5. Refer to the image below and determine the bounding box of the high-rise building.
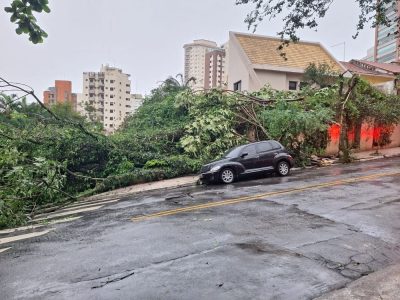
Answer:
[43,80,77,111]
[78,65,141,133]
[204,44,228,89]
[131,94,144,113]
[184,39,222,90]
[374,1,400,63]
[363,47,375,62]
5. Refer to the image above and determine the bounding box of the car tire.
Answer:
[220,168,235,184]
[276,160,290,176]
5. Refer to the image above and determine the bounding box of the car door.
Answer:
[238,144,259,171]
[255,142,276,169]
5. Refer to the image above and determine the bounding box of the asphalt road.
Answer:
[1,157,400,300]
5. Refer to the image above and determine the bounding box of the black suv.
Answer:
[199,140,294,184]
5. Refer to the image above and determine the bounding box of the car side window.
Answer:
[256,142,273,153]
[270,141,282,150]
[241,145,257,157]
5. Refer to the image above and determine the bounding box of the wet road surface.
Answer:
[1,157,400,299]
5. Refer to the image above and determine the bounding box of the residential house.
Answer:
[341,59,400,95]
[227,32,345,92]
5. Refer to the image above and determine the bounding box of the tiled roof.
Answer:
[341,61,395,78]
[357,60,400,74]
[234,33,344,72]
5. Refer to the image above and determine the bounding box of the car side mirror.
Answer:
[241,152,248,158]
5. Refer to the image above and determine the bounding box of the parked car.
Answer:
[199,140,294,184]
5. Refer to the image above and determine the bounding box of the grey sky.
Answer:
[0,0,374,97]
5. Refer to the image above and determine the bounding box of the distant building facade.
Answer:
[184,39,226,90]
[374,1,400,63]
[130,94,144,113]
[43,80,77,111]
[78,65,142,133]
[363,47,375,62]
[204,45,228,89]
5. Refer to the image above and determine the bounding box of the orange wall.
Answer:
[43,90,51,106]
[55,80,72,104]
[325,123,400,155]
[43,80,77,111]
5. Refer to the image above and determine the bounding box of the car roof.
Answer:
[245,140,281,146]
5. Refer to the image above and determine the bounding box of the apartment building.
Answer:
[184,39,224,90]
[131,94,144,113]
[204,45,228,89]
[374,1,400,62]
[79,65,140,133]
[43,80,77,111]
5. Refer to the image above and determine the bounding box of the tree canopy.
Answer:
[4,0,50,44]
[5,0,397,44]
[235,0,397,42]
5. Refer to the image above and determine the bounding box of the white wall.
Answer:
[227,38,251,91]
[255,69,304,91]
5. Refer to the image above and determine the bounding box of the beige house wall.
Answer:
[386,124,400,148]
[254,70,304,90]
[228,37,251,91]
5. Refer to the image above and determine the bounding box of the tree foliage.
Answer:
[1,72,400,229]
[4,0,50,44]
[303,63,340,88]
[236,0,396,42]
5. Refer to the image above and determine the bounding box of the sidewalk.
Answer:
[353,146,400,161]
[317,264,400,300]
[85,175,199,202]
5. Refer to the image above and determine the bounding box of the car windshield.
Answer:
[223,146,244,158]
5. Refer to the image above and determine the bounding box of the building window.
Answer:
[110,80,115,83]
[233,80,242,92]
[110,109,114,113]
[289,81,298,91]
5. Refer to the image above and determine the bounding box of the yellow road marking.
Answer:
[0,247,11,254]
[0,230,53,245]
[132,172,400,222]
[33,205,104,222]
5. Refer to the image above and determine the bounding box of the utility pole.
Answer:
[331,42,346,61]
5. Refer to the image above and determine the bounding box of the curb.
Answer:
[85,154,400,201]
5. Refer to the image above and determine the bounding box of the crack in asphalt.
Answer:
[91,271,136,289]
[72,245,225,288]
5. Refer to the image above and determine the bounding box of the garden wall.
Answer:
[325,123,400,156]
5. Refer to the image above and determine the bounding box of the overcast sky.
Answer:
[0,0,375,97]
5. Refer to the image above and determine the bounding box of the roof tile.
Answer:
[235,33,343,72]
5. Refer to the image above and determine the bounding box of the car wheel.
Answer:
[220,168,235,184]
[277,161,290,176]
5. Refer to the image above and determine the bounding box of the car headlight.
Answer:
[210,165,221,172]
